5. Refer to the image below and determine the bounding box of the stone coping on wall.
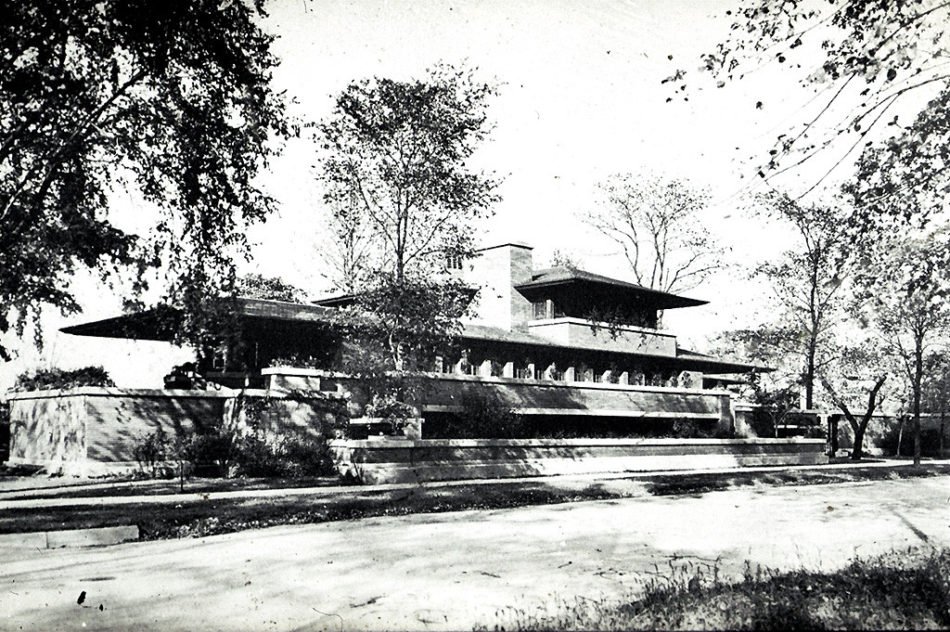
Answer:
[262,367,732,397]
[421,405,721,419]
[330,437,827,449]
[5,387,345,401]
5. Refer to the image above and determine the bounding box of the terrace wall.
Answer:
[6,388,344,476]
[264,368,735,432]
[330,437,829,484]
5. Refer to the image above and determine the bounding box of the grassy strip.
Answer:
[0,482,617,540]
[4,475,349,499]
[644,462,950,496]
[490,548,950,631]
[1,464,948,541]
[10,461,950,502]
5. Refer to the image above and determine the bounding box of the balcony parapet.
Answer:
[526,316,677,357]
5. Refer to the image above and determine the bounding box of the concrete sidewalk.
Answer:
[0,475,947,631]
[0,457,946,510]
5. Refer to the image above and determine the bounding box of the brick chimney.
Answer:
[463,243,534,331]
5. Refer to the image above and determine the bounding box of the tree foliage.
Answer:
[855,228,950,464]
[236,274,305,303]
[317,64,500,284]
[14,365,114,391]
[755,191,850,408]
[586,173,722,295]
[680,0,950,216]
[747,372,799,438]
[548,249,581,270]
[335,275,474,373]
[315,65,500,376]
[0,0,288,359]
[316,192,375,294]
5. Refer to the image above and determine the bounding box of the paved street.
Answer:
[1,476,948,631]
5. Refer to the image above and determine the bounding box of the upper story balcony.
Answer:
[526,316,677,357]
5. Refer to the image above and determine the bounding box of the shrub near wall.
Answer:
[438,391,527,439]
[876,425,945,458]
[15,366,114,391]
[206,391,348,478]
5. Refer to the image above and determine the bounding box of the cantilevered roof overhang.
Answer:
[60,298,337,341]
[514,268,708,310]
[61,297,767,374]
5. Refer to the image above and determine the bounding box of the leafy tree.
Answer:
[316,64,500,285]
[236,274,305,303]
[707,324,804,392]
[443,389,525,439]
[755,192,850,408]
[819,342,888,461]
[678,0,950,207]
[0,0,288,360]
[336,275,473,374]
[316,65,500,375]
[586,173,722,297]
[856,229,950,465]
[846,88,950,235]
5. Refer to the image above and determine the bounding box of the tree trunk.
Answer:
[850,424,865,461]
[913,337,924,466]
[805,341,816,410]
[913,408,921,465]
[822,375,885,463]
[828,417,839,456]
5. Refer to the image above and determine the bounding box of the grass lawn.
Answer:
[1,474,348,499]
[643,461,950,496]
[1,462,948,541]
[0,480,618,540]
[488,547,950,631]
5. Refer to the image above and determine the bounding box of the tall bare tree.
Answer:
[586,173,722,297]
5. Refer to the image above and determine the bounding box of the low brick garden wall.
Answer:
[330,437,829,484]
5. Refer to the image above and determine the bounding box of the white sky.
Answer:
[1,0,861,389]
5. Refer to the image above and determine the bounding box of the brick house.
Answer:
[62,243,762,435]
